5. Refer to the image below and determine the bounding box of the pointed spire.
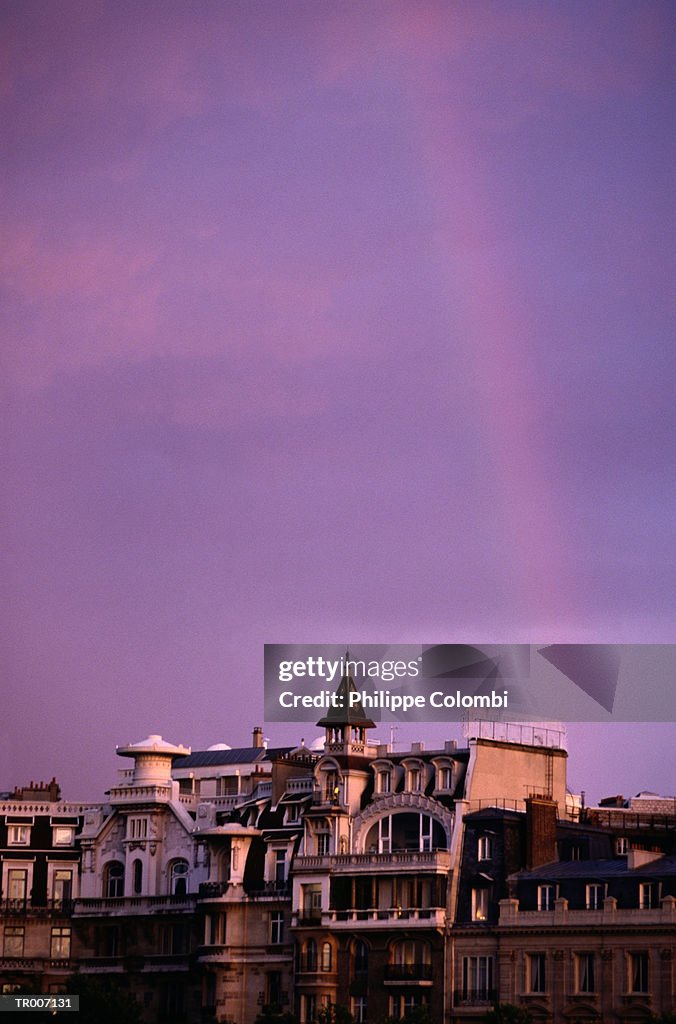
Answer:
[316,652,376,729]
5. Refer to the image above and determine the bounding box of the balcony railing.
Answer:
[73,895,196,916]
[0,899,74,917]
[293,850,451,873]
[385,963,433,982]
[199,881,230,899]
[309,907,446,928]
[247,881,291,899]
[0,957,71,972]
[453,989,497,1005]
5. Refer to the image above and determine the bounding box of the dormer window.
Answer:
[401,760,424,792]
[437,765,451,790]
[7,826,31,846]
[377,770,391,794]
[477,835,493,861]
[53,826,75,847]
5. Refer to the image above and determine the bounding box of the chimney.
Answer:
[526,796,558,869]
[252,727,264,749]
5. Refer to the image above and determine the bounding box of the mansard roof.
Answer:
[511,853,676,881]
[173,746,292,768]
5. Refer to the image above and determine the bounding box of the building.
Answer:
[1,674,674,1023]
[0,779,86,995]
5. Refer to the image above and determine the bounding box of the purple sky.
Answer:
[1,2,674,802]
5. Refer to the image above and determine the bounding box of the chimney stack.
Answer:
[526,796,558,869]
[252,726,264,749]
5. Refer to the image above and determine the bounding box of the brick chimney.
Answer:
[526,796,558,869]
[252,726,264,749]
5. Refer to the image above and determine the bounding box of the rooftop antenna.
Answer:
[389,724,399,750]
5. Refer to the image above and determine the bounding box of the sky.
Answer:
[1,1,674,802]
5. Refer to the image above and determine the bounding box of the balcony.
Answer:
[453,990,497,1006]
[0,899,74,917]
[293,850,451,874]
[0,957,71,972]
[199,881,230,900]
[73,895,196,917]
[384,963,433,983]
[312,907,446,929]
[498,895,676,927]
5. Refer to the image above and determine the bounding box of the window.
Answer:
[7,826,30,846]
[286,804,300,824]
[266,971,282,1008]
[354,940,368,975]
[101,927,119,957]
[302,885,322,920]
[477,835,493,861]
[537,884,555,911]
[170,860,189,895]
[270,911,284,944]
[304,939,317,971]
[205,912,226,945]
[576,952,595,993]
[50,926,71,960]
[616,837,629,855]
[321,941,332,972]
[377,770,391,794]
[104,861,124,898]
[379,815,391,854]
[472,887,489,921]
[132,859,143,895]
[3,926,24,958]
[316,832,330,856]
[389,993,427,1018]
[527,953,546,993]
[52,869,73,904]
[128,817,148,840]
[351,996,367,1023]
[586,883,603,910]
[303,993,317,1023]
[640,882,657,909]
[161,923,187,955]
[462,955,494,1001]
[629,952,649,993]
[6,869,28,902]
[324,771,339,803]
[408,767,422,792]
[437,765,452,790]
[204,972,216,1012]
[52,826,75,846]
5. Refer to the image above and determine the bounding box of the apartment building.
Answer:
[0,779,86,995]
[1,670,674,1022]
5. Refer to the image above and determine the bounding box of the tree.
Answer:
[254,1005,299,1024]
[377,1007,432,1024]
[482,1005,534,1024]
[317,1005,355,1024]
[67,976,143,1024]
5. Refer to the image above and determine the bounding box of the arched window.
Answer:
[305,938,317,972]
[321,941,332,972]
[354,940,368,975]
[132,859,143,895]
[104,861,124,898]
[170,860,189,895]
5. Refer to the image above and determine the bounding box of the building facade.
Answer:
[1,678,674,1022]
